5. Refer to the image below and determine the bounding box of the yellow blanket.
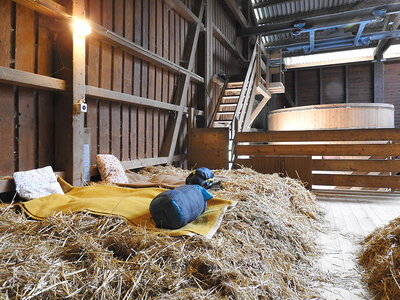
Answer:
[16,178,235,238]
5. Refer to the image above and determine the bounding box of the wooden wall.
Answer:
[268,61,400,128]
[85,0,199,165]
[0,1,55,176]
[0,0,246,181]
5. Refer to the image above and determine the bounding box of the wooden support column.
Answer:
[205,0,213,126]
[374,55,384,103]
[345,65,349,103]
[294,70,298,106]
[319,68,323,104]
[72,0,86,185]
[161,2,205,161]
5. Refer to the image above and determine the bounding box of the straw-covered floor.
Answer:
[0,166,325,299]
[359,217,400,300]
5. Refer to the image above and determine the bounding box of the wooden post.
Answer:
[160,2,205,161]
[374,55,384,103]
[72,0,86,185]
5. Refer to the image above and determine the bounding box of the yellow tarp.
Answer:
[16,177,235,238]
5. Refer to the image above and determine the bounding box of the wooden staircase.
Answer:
[211,80,285,128]
[210,36,285,130]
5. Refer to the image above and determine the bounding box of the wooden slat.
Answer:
[312,159,400,172]
[235,128,400,143]
[0,84,15,176]
[0,1,11,67]
[111,0,124,160]
[121,0,133,161]
[236,143,400,157]
[86,0,101,164]
[143,0,152,159]
[212,25,246,65]
[135,0,145,159]
[16,4,36,171]
[37,16,54,168]
[313,174,400,189]
[236,156,312,189]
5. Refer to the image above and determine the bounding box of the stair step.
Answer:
[226,81,244,88]
[216,111,235,115]
[224,88,241,96]
[222,95,239,100]
[219,102,237,107]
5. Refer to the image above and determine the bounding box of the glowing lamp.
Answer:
[73,19,91,37]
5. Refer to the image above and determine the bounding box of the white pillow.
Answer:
[13,166,65,200]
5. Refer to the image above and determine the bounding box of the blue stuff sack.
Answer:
[149,185,213,229]
[185,167,215,189]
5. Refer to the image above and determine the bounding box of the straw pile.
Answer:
[359,217,400,300]
[0,166,324,299]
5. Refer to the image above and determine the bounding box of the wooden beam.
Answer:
[312,159,400,172]
[86,85,204,115]
[13,0,68,17]
[235,128,400,143]
[120,155,187,170]
[247,84,271,126]
[161,2,205,161]
[313,174,400,189]
[0,66,66,91]
[236,143,400,157]
[71,0,85,186]
[223,0,248,28]
[86,85,180,111]
[213,25,247,66]
[163,0,203,25]
[91,23,203,83]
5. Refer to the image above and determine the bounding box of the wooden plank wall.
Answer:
[235,129,400,190]
[0,0,55,176]
[279,61,400,127]
[85,0,199,166]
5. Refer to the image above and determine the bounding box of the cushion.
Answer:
[13,166,65,200]
[96,154,128,184]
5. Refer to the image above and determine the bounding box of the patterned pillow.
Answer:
[13,166,65,200]
[96,154,128,184]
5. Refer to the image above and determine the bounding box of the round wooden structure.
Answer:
[268,103,394,130]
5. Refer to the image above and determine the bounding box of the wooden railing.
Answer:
[234,129,400,190]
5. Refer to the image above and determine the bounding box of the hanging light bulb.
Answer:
[72,18,91,37]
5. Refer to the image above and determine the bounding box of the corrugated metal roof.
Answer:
[254,0,360,23]
[249,0,397,57]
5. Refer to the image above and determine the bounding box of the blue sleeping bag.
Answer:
[149,185,213,229]
[185,167,214,189]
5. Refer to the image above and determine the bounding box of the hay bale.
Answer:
[0,166,324,299]
[359,217,400,300]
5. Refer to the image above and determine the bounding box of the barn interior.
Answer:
[1,0,400,299]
